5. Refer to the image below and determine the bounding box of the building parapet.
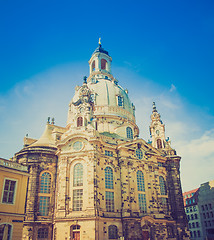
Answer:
[0,158,28,172]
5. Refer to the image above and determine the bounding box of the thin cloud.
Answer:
[170,83,176,92]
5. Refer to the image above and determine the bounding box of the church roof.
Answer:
[30,124,56,148]
[93,44,109,56]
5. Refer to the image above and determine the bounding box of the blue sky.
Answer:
[0,0,214,191]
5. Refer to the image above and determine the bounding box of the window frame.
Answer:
[137,171,145,192]
[136,149,143,160]
[101,58,107,70]
[40,172,51,194]
[159,176,167,195]
[0,223,13,240]
[38,227,49,239]
[92,60,96,72]
[117,95,124,107]
[77,117,83,127]
[108,225,118,239]
[73,189,83,211]
[105,167,114,189]
[126,127,133,139]
[38,171,52,216]
[1,178,18,205]
[72,162,84,211]
[106,191,114,212]
[73,163,83,187]
[138,193,147,213]
[157,139,162,149]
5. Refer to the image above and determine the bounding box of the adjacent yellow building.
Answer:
[0,158,29,240]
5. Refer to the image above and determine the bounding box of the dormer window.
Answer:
[101,59,107,70]
[117,96,124,107]
[77,117,83,127]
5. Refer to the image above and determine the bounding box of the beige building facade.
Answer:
[13,42,189,239]
[0,158,29,240]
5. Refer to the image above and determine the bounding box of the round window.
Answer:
[136,149,143,160]
[73,141,83,151]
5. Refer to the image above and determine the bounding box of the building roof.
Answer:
[93,43,109,56]
[30,123,56,148]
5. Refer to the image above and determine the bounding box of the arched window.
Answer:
[136,149,143,160]
[40,172,51,193]
[77,117,83,127]
[39,172,52,216]
[108,225,118,239]
[70,225,80,240]
[73,163,83,187]
[117,96,124,107]
[38,228,48,239]
[0,224,12,240]
[159,176,167,195]
[137,171,145,192]
[105,167,113,189]
[157,139,162,149]
[126,127,133,139]
[73,164,83,211]
[137,171,147,213]
[101,59,107,70]
[92,60,95,71]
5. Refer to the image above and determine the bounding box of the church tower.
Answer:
[13,41,189,240]
[150,102,167,150]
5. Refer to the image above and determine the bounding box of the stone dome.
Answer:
[71,77,135,122]
[89,78,135,120]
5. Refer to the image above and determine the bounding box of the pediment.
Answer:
[117,138,164,157]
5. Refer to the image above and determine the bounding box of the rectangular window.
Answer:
[138,193,147,213]
[197,231,201,237]
[39,196,50,216]
[73,189,83,211]
[160,197,168,213]
[38,228,48,239]
[2,179,17,204]
[105,150,113,157]
[106,191,114,212]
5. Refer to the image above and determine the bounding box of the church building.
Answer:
[13,41,189,240]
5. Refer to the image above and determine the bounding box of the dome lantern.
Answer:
[88,39,112,75]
